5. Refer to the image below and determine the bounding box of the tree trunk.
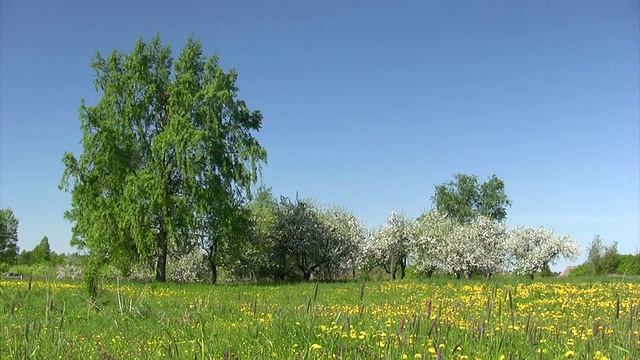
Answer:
[529,273,535,280]
[455,272,461,280]
[155,231,168,282]
[210,262,217,285]
[426,269,433,279]
[400,257,406,279]
[303,270,311,282]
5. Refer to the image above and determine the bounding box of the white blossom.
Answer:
[506,225,580,277]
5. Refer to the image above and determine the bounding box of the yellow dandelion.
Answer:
[565,351,575,358]
[310,344,322,350]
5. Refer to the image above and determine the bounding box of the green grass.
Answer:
[1,277,638,359]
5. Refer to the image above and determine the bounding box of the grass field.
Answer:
[1,277,639,359]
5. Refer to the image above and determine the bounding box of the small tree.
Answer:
[465,216,508,278]
[317,205,366,279]
[507,226,580,279]
[0,208,20,265]
[367,210,415,280]
[585,235,605,275]
[412,210,451,278]
[271,196,328,281]
[601,241,621,275]
[31,236,52,265]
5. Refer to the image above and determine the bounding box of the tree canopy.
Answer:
[0,208,20,265]
[31,236,52,264]
[60,35,267,282]
[432,174,511,223]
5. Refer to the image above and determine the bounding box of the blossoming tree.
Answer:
[507,226,581,279]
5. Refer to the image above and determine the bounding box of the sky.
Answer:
[1,1,638,271]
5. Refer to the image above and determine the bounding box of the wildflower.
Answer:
[414,354,422,359]
[310,344,322,350]
[565,351,575,358]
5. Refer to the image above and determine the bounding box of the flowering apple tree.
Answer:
[366,210,416,280]
[507,225,580,278]
[412,210,452,278]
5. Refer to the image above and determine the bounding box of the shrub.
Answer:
[569,265,588,277]
[616,254,640,275]
[9,264,56,279]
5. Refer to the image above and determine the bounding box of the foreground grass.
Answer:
[1,277,639,359]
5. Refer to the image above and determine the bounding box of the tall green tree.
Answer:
[31,236,52,264]
[431,174,511,223]
[60,35,267,282]
[0,208,20,265]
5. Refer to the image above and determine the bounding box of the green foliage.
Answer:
[601,241,621,274]
[584,236,627,275]
[585,235,604,275]
[82,256,103,300]
[30,236,52,265]
[0,207,20,265]
[616,254,640,275]
[60,35,266,286]
[8,264,57,279]
[16,250,30,265]
[568,264,588,277]
[431,174,511,223]
[538,263,554,277]
[244,192,364,282]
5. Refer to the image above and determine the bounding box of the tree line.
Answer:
[2,35,624,293]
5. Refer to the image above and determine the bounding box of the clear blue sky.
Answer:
[1,1,638,271]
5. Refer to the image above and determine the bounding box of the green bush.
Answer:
[569,264,588,277]
[616,254,640,275]
[9,264,56,279]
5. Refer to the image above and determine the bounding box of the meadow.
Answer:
[1,277,638,359]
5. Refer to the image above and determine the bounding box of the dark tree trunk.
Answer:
[210,262,217,285]
[392,264,397,280]
[426,269,433,279]
[455,272,461,280]
[400,257,406,279]
[155,231,168,282]
[303,270,311,282]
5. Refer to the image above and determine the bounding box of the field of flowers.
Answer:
[1,277,638,359]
